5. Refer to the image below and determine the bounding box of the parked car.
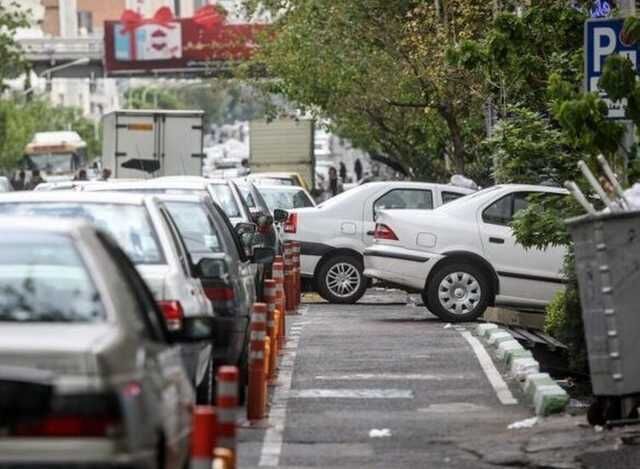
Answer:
[0,217,208,468]
[154,193,264,397]
[256,184,316,212]
[0,176,12,192]
[247,171,310,191]
[0,191,216,402]
[363,184,568,322]
[282,181,474,303]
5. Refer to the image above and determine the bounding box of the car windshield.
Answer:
[236,184,257,208]
[0,203,164,265]
[259,187,315,210]
[0,232,105,323]
[163,201,224,259]
[208,183,241,218]
[26,152,79,174]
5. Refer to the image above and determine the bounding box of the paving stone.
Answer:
[505,348,534,367]
[475,323,499,337]
[523,372,555,395]
[496,339,524,360]
[487,330,513,346]
[511,357,540,381]
[534,384,570,416]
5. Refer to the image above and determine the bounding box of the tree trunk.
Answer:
[439,101,465,175]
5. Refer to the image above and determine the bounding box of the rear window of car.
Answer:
[0,202,165,265]
[0,232,105,323]
[442,191,466,204]
[208,183,241,218]
[163,201,224,258]
[259,187,315,210]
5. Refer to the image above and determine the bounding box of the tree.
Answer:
[0,2,29,91]
[244,0,494,179]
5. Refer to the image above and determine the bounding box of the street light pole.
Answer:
[20,57,91,97]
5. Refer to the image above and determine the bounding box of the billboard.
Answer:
[104,6,264,76]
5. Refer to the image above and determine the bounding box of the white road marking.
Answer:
[288,389,414,399]
[258,327,302,466]
[314,373,468,381]
[459,330,518,405]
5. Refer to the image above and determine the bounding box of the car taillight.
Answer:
[12,392,122,438]
[204,286,235,302]
[158,300,184,331]
[284,212,297,233]
[374,224,398,241]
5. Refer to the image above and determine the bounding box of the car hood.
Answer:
[0,323,116,381]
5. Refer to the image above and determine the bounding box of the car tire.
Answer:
[424,262,490,322]
[196,357,214,405]
[316,255,368,304]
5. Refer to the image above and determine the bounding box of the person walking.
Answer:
[354,159,363,181]
[26,170,46,190]
[322,166,344,201]
[339,162,347,182]
[11,170,26,191]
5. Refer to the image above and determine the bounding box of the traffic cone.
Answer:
[248,303,267,420]
[216,366,238,468]
[190,406,216,469]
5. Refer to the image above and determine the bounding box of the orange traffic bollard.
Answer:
[292,241,301,307]
[284,243,296,314]
[265,336,271,378]
[191,406,216,469]
[272,260,286,341]
[264,279,279,375]
[216,366,238,468]
[213,448,234,469]
[248,303,267,420]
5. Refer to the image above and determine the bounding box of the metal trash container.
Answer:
[567,211,640,400]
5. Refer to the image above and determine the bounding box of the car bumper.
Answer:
[0,438,154,469]
[363,245,441,291]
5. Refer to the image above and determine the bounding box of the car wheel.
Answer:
[316,255,368,304]
[196,357,214,405]
[425,262,490,322]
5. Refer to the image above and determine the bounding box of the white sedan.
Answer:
[364,184,568,322]
[283,181,474,303]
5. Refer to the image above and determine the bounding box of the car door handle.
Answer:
[489,237,505,244]
[366,230,375,236]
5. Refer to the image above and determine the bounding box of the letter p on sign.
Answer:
[594,27,617,72]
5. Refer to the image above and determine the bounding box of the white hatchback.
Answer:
[282,181,474,303]
[364,184,568,322]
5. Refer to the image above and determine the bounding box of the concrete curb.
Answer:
[474,322,568,416]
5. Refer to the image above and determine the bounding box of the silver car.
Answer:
[0,191,215,403]
[0,217,209,468]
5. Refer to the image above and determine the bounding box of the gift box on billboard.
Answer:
[114,7,182,61]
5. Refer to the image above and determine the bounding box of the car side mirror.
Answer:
[195,257,226,280]
[169,316,216,343]
[253,246,275,265]
[273,208,289,223]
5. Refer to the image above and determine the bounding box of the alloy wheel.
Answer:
[437,271,481,315]
[325,262,361,298]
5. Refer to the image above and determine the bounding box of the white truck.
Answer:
[102,110,205,178]
[249,117,315,190]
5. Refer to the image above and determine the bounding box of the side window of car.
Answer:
[159,208,193,277]
[374,189,433,218]
[442,191,465,204]
[482,192,534,226]
[210,201,249,263]
[96,232,168,343]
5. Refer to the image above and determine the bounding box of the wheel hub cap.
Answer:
[326,262,361,298]
[438,272,481,316]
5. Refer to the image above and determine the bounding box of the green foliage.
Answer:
[0,2,29,90]
[599,55,636,101]
[0,99,100,171]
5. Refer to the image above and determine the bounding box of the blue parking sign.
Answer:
[585,18,640,119]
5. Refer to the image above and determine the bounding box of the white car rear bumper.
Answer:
[363,245,442,291]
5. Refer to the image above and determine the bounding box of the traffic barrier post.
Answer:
[248,303,267,420]
[191,406,216,469]
[293,241,301,307]
[216,366,238,468]
[272,259,286,341]
[213,448,234,469]
[283,243,295,314]
[264,279,279,375]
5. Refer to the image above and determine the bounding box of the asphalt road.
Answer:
[238,296,531,468]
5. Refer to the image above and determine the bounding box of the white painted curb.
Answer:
[474,323,568,416]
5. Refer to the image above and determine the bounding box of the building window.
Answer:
[77,11,93,35]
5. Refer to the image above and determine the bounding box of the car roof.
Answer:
[0,190,149,205]
[155,175,229,185]
[360,181,475,193]
[0,215,93,236]
[247,172,298,179]
[494,183,568,194]
[255,184,311,193]
[88,179,210,191]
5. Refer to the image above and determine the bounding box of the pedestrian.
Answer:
[354,159,363,181]
[100,168,112,181]
[10,170,26,191]
[26,169,46,190]
[73,169,88,181]
[339,162,347,182]
[323,166,343,200]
